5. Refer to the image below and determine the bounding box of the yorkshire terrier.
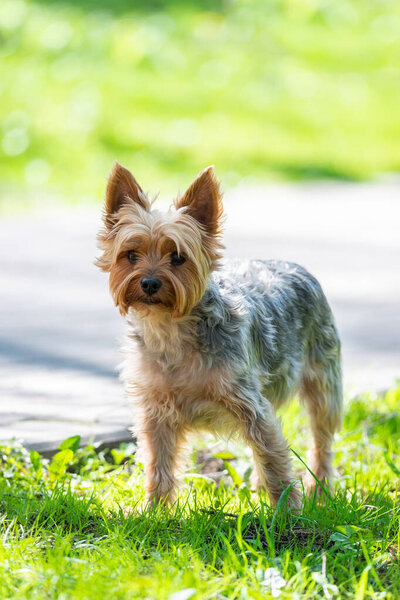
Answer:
[96,163,343,508]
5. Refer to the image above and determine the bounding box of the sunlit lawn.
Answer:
[1,387,399,599]
[1,0,400,209]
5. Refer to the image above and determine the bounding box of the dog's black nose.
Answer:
[140,277,162,296]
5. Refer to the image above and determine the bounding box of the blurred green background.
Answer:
[1,0,400,207]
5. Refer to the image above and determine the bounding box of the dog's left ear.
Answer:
[175,166,223,235]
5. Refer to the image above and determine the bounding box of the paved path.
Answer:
[0,181,399,452]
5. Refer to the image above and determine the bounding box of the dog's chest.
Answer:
[128,350,233,431]
[132,314,229,375]
[127,312,242,424]
[147,347,231,400]
[135,338,234,418]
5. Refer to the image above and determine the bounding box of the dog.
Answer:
[96,162,343,508]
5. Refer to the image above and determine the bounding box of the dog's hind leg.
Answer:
[300,341,343,495]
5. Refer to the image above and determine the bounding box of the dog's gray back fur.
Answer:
[194,259,341,407]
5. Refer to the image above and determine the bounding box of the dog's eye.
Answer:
[171,251,186,266]
[127,250,137,264]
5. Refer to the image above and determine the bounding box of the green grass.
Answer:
[1,387,400,599]
[1,0,400,208]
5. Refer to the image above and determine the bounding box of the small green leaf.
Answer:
[335,525,372,540]
[30,450,43,479]
[49,449,74,481]
[111,448,125,465]
[335,525,348,535]
[224,460,243,487]
[329,532,348,543]
[59,435,81,453]
[30,450,41,472]
[213,451,236,460]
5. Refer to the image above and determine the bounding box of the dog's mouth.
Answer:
[139,298,162,305]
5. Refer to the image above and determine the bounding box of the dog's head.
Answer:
[96,163,224,319]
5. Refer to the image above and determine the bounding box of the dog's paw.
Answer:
[303,471,332,500]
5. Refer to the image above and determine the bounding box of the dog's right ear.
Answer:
[103,162,148,228]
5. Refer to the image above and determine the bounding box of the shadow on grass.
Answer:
[1,481,399,596]
[0,483,395,556]
[0,485,324,550]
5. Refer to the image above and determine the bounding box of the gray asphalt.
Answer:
[0,181,399,451]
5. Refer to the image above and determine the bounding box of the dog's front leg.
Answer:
[136,412,185,506]
[230,392,301,509]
